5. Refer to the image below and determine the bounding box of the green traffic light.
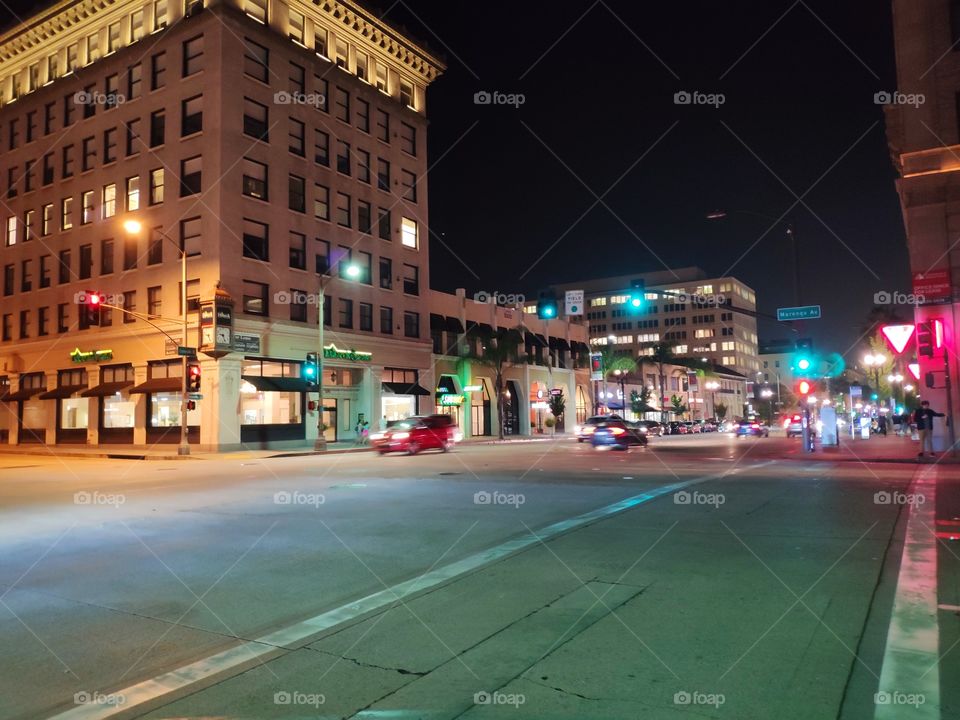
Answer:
[630,297,642,308]
[797,358,810,371]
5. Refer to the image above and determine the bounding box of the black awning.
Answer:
[525,332,546,348]
[382,381,431,396]
[81,381,135,397]
[5,387,44,401]
[39,385,87,400]
[429,313,445,331]
[445,316,464,333]
[436,375,458,394]
[129,377,183,394]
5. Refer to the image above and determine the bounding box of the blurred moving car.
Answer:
[590,419,648,449]
[783,414,803,438]
[635,420,663,436]
[373,415,461,454]
[576,415,620,442]
[684,422,702,434]
[666,421,688,435]
[735,419,770,438]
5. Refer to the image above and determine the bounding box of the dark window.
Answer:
[150,51,166,90]
[150,110,165,147]
[127,63,142,99]
[289,62,305,94]
[3,265,13,296]
[359,302,373,331]
[123,290,136,323]
[356,98,370,133]
[336,140,351,174]
[242,218,268,261]
[377,158,390,191]
[243,98,269,140]
[242,158,268,200]
[338,298,353,328]
[243,39,269,82]
[181,94,203,136]
[335,86,350,122]
[82,136,97,171]
[2,314,10,341]
[404,311,419,338]
[403,263,419,295]
[288,118,305,156]
[289,231,306,269]
[39,255,50,288]
[38,307,48,336]
[242,280,268,315]
[58,304,69,333]
[290,289,308,322]
[19,310,29,339]
[78,245,92,280]
[316,239,330,274]
[375,109,389,142]
[103,127,118,163]
[101,239,114,275]
[123,236,137,270]
[400,121,416,155]
[179,155,202,196]
[82,85,95,118]
[183,35,204,76]
[126,118,141,155]
[148,227,163,265]
[379,257,392,289]
[58,249,71,284]
[336,192,351,227]
[357,148,371,183]
[358,201,372,234]
[288,174,305,212]
[378,207,391,240]
[314,130,329,165]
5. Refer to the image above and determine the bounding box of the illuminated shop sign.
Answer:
[70,348,114,363]
[323,344,372,362]
[438,393,464,406]
[463,384,483,392]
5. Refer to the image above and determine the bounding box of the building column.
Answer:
[133,363,148,445]
[8,373,21,445]
[420,364,437,418]
[520,364,531,435]
[43,372,57,445]
[201,355,241,452]
[87,366,101,446]
[369,366,383,430]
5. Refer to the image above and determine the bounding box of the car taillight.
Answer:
[610,427,625,435]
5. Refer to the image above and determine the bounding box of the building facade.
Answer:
[0,0,446,450]
[885,0,960,452]
[551,267,760,376]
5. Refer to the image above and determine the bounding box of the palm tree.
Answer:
[599,349,636,416]
[645,342,676,424]
[469,329,523,440]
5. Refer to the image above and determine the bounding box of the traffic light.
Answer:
[917,321,934,357]
[304,352,318,390]
[536,292,558,320]
[83,290,102,326]
[796,379,812,397]
[628,278,645,311]
[187,364,201,392]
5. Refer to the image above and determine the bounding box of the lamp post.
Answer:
[123,219,190,456]
[705,380,720,419]
[614,368,627,419]
[315,261,360,450]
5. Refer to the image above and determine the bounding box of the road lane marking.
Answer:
[46,462,774,720]
[937,604,960,613]
[874,465,940,720]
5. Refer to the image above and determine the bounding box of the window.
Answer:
[336,192,351,227]
[24,210,35,241]
[289,9,305,44]
[334,86,350,122]
[24,160,35,192]
[400,122,416,156]
[242,218,268,261]
[314,75,329,112]
[336,140,351,174]
[150,52,166,90]
[82,136,97,171]
[47,56,59,85]
[181,94,203,136]
[38,307,48,336]
[2,314,10,341]
[358,200,372,234]
[314,26,328,58]
[148,227,163,264]
[401,170,417,202]
[289,62,305,94]
[101,239,114,275]
[316,239,330,274]
[401,217,418,248]
[379,257,392,289]
[243,98,268,140]
[339,298,353,328]
[7,168,16,198]
[56,304,68,333]
[314,130,329,165]
[243,39,269,82]
[86,32,100,64]
[403,263,419,295]
[102,183,116,218]
[126,176,140,211]
[58,249,71,284]
[148,286,162,317]
[359,302,373,331]
[400,78,415,109]
[19,311,29,339]
[44,101,55,135]
[126,118,141,155]
[337,244,352,276]
[183,35,204,76]
[378,207,391,240]
[3,265,12,295]
[335,37,348,68]
[149,168,164,204]
[181,216,202,256]
[154,0,168,29]
[244,0,267,23]
[243,280,268,315]
[288,174,305,212]
[404,311,419,338]
[42,204,53,235]
[26,111,37,142]
[5,217,16,246]
[179,155,202,196]
[130,10,144,41]
[242,158,268,200]
[63,92,76,126]
[289,231,306,270]
[375,109,389,142]
[377,158,390,191]
[150,109,165,147]
[21,259,32,291]
[78,245,92,280]
[376,63,388,93]
[61,197,74,230]
[127,63,142,101]
[288,118,305,155]
[105,74,120,109]
[314,184,329,220]
[357,149,371,183]
[123,290,136,323]
[124,235,138,270]
[103,127,118,163]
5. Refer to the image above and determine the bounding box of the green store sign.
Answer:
[438,393,464,406]
[323,343,372,362]
[70,348,114,364]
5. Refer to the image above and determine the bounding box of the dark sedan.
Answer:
[590,419,648,449]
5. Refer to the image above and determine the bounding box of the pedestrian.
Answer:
[914,400,945,459]
[877,414,887,436]
[361,421,370,445]
[355,418,363,446]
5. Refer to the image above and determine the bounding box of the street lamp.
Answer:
[705,380,720,418]
[123,218,191,456]
[862,353,886,401]
[314,260,360,450]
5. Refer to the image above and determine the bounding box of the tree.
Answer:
[714,402,728,421]
[670,394,688,417]
[598,349,635,415]
[548,391,566,429]
[470,330,523,440]
[630,386,656,416]
[646,342,675,424]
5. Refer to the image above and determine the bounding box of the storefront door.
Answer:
[322,401,337,442]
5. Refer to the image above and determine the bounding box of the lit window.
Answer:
[356,51,368,81]
[244,0,267,23]
[335,37,348,68]
[5,217,16,246]
[289,10,305,44]
[102,184,116,218]
[400,217,418,249]
[126,176,140,211]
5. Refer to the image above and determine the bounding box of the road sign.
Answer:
[188,393,203,400]
[177,346,197,357]
[777,305,821,321]
[565,289,584,316]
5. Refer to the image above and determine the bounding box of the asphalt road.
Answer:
[0,434,952,719]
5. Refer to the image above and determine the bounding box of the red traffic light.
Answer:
[797,379,812,396]
[87,292,102,305]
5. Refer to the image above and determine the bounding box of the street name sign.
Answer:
[777,305,821,321]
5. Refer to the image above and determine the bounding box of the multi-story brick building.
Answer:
[0,0,445,450]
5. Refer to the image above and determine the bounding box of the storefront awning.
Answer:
[5,387,44,401]
[436,375,458,394]
[549,337,570,351]
[429,313,445,331]
[525,332,546,348]
[39,385,87,400]
[129,377,183,394]
[241,375,309,392]
[382,381,431,396]
[444,316,464,333]
[80,381,135,397]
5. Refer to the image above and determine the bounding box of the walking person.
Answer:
[914,400,945,459]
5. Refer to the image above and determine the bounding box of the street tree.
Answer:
[470,329,523,440]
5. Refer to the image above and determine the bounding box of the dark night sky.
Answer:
[5,0,909,354]
[379,0,909,354]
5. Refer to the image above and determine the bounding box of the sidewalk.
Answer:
[808,433,960,464]
[0,433,558,462]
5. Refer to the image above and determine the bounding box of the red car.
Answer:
[373,415,462,455]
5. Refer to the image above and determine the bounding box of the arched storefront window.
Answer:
[576,386,588,423]
[529,381,549,433]
[470,379,491,436]
[434,374,464,427]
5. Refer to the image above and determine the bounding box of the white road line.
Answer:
[875,465,940,719]
[937,604,960,613]
[46,462,774,719]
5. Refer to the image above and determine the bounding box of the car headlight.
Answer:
[453,431,463,442]
[392,431,410,439]
[370,432,386,441]
[639,426,648,433]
